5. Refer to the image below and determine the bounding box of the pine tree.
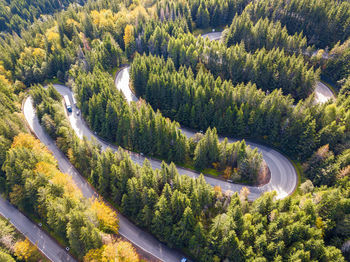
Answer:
[174,207,196,247]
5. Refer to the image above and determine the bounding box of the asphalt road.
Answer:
[0,197,75,262]
[201,31,223,41]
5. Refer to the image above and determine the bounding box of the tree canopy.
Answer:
[0,0,348,260]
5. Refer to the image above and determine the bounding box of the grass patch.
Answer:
[295,162,305,183]
[289,159,305,197]
[109,67,119,78]
[179,162,195,170]
[152,158,222,178]
[128,77,136,96]
[202,168,221,177]
[44,77,63,85]
[192,28,209,36]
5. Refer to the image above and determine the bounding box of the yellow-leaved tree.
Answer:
[114,241,139,261]
[123,24,134,48]
[11,133,56,166]
[91,199,119,234]
[14,239,41,262]
[83,240,139,262]
[0,62,11,84]
[90,9,117,31]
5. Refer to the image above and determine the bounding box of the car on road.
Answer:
[63,95,72,113]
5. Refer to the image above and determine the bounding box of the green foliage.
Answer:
[31,86,348,260]
[134,19,190,57]
[0,78,25,192]
[224,12,307,54]
[87,34,123,71]
[31,84,73,154]
[0,0,84,33]
[131,54,348,160]
[0,251,15,262]
[244,0,350,48]
[0,0,349,261]
[303,145,336,186]
[73,142,348,261]
[0,0,125,86]
[32,66,262,181]
[71,66,188,163]
[189,0,249,28]
[323,39,350,86]
[135,29,318,100]
[195,4,210,29]
[66,211,102,255]
[155,0,249,29]
[193,128,219,169]
[192,128,262,182]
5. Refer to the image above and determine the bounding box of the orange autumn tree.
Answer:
[91,199,119,234]
[83,240,139,262]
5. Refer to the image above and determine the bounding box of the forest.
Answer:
[28,83,350,261]
[0,0,84,33]
[0,0,349,260]
[3,133,122,259]
[242,0,350,49]
[223,12,308,53]
[143,30,318,100]
[34,82,263,183]
[131,53,349,161]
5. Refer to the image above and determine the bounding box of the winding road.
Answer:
[0,29,334,262]
[8,30,320,262]
[48,83,298,200]
[19,71,299,261]
[115,68,297,200]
